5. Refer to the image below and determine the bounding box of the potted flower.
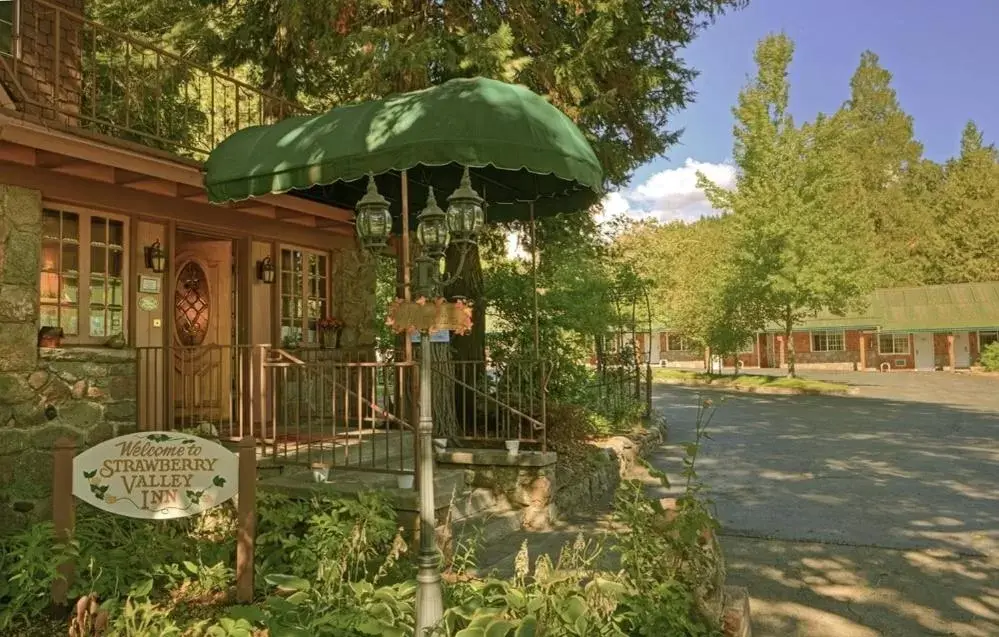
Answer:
[318,316,344,349]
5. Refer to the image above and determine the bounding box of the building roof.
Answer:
[775,281,999,333]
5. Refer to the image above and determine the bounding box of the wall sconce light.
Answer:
[257,256,276,284]
[144,239,166,274]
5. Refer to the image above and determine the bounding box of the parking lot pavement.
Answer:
[650,374,999,636]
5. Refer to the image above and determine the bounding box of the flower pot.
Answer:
[397,474,415,489]
[311,463,329,483]
[433,438,448,453]
[505,440,520,456]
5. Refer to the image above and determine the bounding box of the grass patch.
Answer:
[653,368,850,394]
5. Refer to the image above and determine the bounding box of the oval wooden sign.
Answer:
[72,431,239,520]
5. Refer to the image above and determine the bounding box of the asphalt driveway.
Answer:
[650,372,999,637]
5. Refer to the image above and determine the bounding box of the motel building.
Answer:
[635,282,999,372]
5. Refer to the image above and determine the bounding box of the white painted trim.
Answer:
[809,329,846,352]
[877,332,911,355]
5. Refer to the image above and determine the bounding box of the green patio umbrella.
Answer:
[202,77,603,224]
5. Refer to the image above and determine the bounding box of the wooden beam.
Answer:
[0,115,354,226]
[36,150,73,168]
[0,142,36,165]
[0,162,354,248]
[52,162,116,183]
[125,179,180,197]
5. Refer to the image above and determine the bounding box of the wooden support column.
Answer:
[947,333,956,370]
[859,332,867,370]
[236,437,257,603]
[51,438,76,610]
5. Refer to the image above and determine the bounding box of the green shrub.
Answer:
[981,342,999,371]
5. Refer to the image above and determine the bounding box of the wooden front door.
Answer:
[173,237,234,426]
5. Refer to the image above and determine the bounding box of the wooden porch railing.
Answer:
[0,0,307,158]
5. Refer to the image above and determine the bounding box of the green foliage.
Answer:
[0,493,406,634]
[980,342,999,371]
[437,404,722,637]
[0,522,78,631]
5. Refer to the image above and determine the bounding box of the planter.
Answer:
[38,327,64,348]
[397,474,415,489]
[320,329,342,349]
[433,438,448,453]
[311,463,329,483]
[505,440,520,456]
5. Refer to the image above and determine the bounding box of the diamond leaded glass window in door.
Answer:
[175,261,211,346]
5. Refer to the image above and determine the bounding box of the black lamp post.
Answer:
[352,168,484,634]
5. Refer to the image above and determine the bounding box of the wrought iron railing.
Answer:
[0,0,306,158]
[136,344,419,476]
[439,359,547,449]
[264,352,418,475]
[135,344,270,438]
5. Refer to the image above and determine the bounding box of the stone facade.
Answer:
[0,185,138,533]
[329,249,377,351]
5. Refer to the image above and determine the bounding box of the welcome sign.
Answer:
[73,432,239,519]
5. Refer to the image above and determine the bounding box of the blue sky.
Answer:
[607,0,999,223]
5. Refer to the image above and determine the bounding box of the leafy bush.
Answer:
[981,342,999,371]
[0,492,406,634]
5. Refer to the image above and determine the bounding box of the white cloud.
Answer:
[598,158,736,226]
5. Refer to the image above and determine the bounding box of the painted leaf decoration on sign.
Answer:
[212,475,226,488]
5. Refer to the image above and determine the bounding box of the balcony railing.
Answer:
[1,0,307,158]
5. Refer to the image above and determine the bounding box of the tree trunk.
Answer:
[444,243,485,425]
[784,316,796,378]
[431,342,459,438]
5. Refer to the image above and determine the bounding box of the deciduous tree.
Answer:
[700,34,871,377]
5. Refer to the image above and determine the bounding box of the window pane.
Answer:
[62,244,78,272]
[62,212,79,241]
[41,241,59,272]
[61,307,78,336]
[108,220,124,248]
[89,308,106,337]
[91,245,107,274]
[109,309,123,335]
[42,210,60,240]
[90,216,107,245]
[281,249,293,271]
[90,275,106,305]
[108,249,123,277]
[40,272,59,303]
[39,305,59,329]
[62,275,78,304]
[108,278,124,306]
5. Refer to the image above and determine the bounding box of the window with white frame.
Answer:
[811,331,845,352]
[979,330,999,351]
[878,333,910,355]
[40,208,127,343]
[666,334,687,351]
[740,337,756,354]
[279,247,329,345]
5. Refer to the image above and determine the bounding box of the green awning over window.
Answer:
[203,77,603,223]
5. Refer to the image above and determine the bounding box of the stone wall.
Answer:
[329,249,377,350]
[0,184,137,533]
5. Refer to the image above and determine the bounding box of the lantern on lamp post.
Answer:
[354,176,393,251]
[446,168,485,246]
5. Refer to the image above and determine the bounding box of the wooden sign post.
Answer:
[51,433,257,607]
